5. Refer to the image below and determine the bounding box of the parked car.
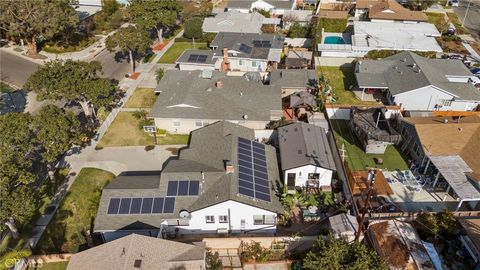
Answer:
[470,67,480,75]
[450,0,459,7]
[449,54,464,60]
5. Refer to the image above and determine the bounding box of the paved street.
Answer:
[0,50,39,87]
[453,0,480,39]
[92,49,132,82]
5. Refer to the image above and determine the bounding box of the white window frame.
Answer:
[239,59,245,66]
[252,60,258,67]
[440,99,452,107]
[205,215,215,223]
[253,215,275,225]
[219,215,228,223]
[195,120,203,127]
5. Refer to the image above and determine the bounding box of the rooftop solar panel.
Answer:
[197,55,208,63]
[107,198,120,214]
[129,198,142,214]
[119,198,131,214]
[141,198,153,214]
[188,181,200,196]
[163,197,175,213]
[167,181,178,196]
[178,180,189,196]
[152,197,164,213]
[239,44,252,54]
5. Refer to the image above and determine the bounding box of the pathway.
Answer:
[25,30,185,249]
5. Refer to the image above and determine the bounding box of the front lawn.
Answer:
[330,120,409,171]
[318,66,378,105]
[35,168,115,254]
[97,112,189,147]
[320,18,348,33]
[124,88,156,108]
[28,261,69,270]
[447,13,468,34]
[158,42,208,64]
[426,12,447,32]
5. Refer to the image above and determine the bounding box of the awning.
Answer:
[429,155,480,200]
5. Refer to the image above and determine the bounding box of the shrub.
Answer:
[145,145,155,151]
[205,249,223,270]
[254,8,271,18]
[241,241,270,263]
[288,22,310,38]
[155,68,164,83]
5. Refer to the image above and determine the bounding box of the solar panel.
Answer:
[130,198,142,214]
[107,198,120,214]
[163,197,175,213]
[197,55,208,63]
[189,181,200,196]
[237,137,271,202]
[152,197,164,213]
[239,44,252,54]
[187,54,209,63]
[141,198,153,214]
[119,198,131,214]
[167,181,178,196]
[178,180,189,196]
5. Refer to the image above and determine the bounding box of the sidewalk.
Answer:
[25,29,184,249]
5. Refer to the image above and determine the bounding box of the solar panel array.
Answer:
[239,44,252,54]
[167,180,200,196]
[237,137,271,202]
[107,197,175,215]
[187,54,208,63]
[252,40,271,48]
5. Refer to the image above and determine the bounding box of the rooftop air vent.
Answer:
[134,260,142,268]
[243,114,248,120]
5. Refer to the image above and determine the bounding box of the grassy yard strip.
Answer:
[35,168,115,254]
[158,42,208,64]
[318,66,378,105]
[28,261,69,270]
[124,88,156,108]
[330,120,408,171]
[426,12,447,32]
[320,18,348,33]
[447,13,468,34]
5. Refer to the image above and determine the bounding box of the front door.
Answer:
[287,173,296,190]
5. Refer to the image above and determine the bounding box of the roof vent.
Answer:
[206,87,212,92]
[294,127,298,132]
[393,66,398,70]
[225,160,235,174]
[216,80,223,88]
[134,260,142,268]
[243,114,248,120]
[401,58,406,62]
[412,63,417,68]
[443,119,449,124]
[179,210,190,219]
[239,92,243,96]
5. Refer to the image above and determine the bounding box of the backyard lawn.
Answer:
[330,120,409,171]
[158,42,208,64]
[318,66,378,105]
[320,18,348,33]
[97,112,189,147]
[28,261,69,270]
[35,168,115,254]
[124,88,156,108]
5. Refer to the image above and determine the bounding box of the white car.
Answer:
[450,0,459,7]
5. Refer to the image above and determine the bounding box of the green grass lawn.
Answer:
[35,168,115,254]
[330,120,408,171]
[28,261,68,270]
[426,12,447,32]
[97,112,189,147]
[158,42,208,64]
[318,66,378,105]
[124,88,157,108]
[320,18,348,33]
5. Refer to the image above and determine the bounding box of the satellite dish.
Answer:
[179,210,190,219]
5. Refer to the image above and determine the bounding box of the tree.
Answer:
[155,68,164,83]
[205,249,223,270]
[414,210,458,239]
[101,0,120,16]
[25,60,118,117]
[303,236,388,270]
[181,0,213,19]
[184,17,204,40]
[128,0,182,43]
[0,0,79,56]
[106,25,152,73]
[32,105,82,165]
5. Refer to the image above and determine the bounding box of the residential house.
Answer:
[177,32,285,72]
[227,0,296,15]
[94,121,283,242]
[355,0,428,22]
[458,218,480,264]
[202,10,264,34]
[398,115,480,210]
[285,50,313,69]
[149,69,317,134]
[355,51,480,111]
[278,122,336,191]
[318,21,442,57]
[368,220,437,270]
[67,234,205,270]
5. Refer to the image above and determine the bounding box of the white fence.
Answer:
[326,106,402,120]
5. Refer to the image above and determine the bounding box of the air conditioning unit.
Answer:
[217,228,229,234]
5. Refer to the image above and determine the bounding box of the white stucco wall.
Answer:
[178,63,215,71]
[214,58,268,72]
[167,200,277,234]
[392,85,456,111]
[449,100,480,111]
[284,165,333,188]
[153,118,268,134]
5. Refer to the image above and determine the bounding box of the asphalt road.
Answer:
[0,50,40,88]
[92,49,131,82]
[453,0,480,39]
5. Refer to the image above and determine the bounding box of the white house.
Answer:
[227,0,296,15]
[354,0,428,22]
[278,122,337,191]
[94,121,283,242]
[355,51,480,111]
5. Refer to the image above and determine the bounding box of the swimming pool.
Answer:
[324,36,346,44]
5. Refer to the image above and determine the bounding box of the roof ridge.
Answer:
[122,234,136,270]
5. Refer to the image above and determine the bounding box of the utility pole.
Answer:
[355,169,376,242]
[462,0,472,27]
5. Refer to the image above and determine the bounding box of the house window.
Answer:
[173,121,181,127]
[440,99,452,107]
[253,215,276,225]
[308,173,320,180]
[252,61,258,67]
[195,121,203,127]
[239,59,245,66]
[205,215,215,223]
[219,215,228,223]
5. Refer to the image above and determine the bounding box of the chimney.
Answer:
[216,80,223,88]
[221,48,230,71]
[225,160,234,174]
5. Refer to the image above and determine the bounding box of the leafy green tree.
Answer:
[25,60,118,117]
[155,68,164,83]
[288,22,310,38]
[106,25,152,73]
[32,105,82,164]
[101,0,120,16]
[205,249,223,270]
[304,236,388,270]
[254,8,271,18]
[0,0,78,56]
[184,17,204,40]
[128,0,182,43]
[0,186,36,238]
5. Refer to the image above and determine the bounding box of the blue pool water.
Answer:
[324,36,346,44]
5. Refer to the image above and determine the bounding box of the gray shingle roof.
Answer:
[94,121,283,232]
[227,0,295,9]
[278,122,336,171]
[210,32,285,60]
[355,51,480,100]
[202,10,264,34]
[67,234,205,270]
